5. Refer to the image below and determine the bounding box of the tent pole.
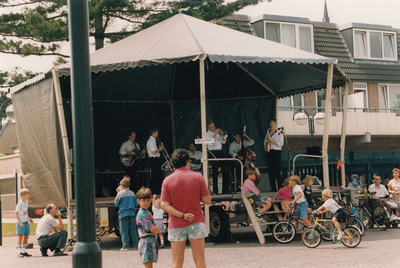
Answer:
[200,59,209,233]
[322,63,334,188]
[340,81,350,186]
[52,69,73,240]
[170,64,177,150]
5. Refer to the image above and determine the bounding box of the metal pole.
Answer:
[200,60,210,233]
[52,69,74,240]
[340,81,350,186]
[309,118,314,147]
[67,0,102,267]
[322,63,334,188]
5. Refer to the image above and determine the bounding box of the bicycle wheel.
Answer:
[320,221,334,241]
[341,227,361,248]
[272,220,296,243]
[376,215,390,231]
[302,228,321,248]
[360,208,373,229]
[346,216,365,235]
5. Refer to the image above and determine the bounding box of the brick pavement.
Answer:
[1,226,399,268]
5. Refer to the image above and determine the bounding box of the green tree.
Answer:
[0,90,10,119]
[0,0,260,58]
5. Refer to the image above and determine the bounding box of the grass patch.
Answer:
[2,223,75,237]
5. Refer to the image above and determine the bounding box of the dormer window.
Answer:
[265,22,313,52]
[353,29,396,60]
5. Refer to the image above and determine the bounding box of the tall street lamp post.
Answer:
[293,107,325,147]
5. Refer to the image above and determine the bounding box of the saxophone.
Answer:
[264,128,271,153]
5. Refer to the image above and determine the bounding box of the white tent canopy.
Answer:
[58,13,337,75]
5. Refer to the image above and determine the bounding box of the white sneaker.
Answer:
[337,232,344,240]
[257,216,266,223]
[120,248,128,251]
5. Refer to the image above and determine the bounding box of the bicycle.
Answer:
[272,204,312,244]
[355,191,389,231]
[334,186,365,235]
[302,214,362,248]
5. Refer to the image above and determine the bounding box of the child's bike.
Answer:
[272,204,311,244]
[301,215,361,248]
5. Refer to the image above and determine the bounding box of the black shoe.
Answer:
[21,252,32,257]
[53,250,68,256]
[40,247,49,257]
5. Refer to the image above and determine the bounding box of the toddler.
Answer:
[272,178,292,219]
[152,194,165,248]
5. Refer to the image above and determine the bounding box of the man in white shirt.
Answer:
[119,131,146,192]
[229,133,254,159]
[188,141,202,172]
[36,204,68,257]
[368,175,389,202]
[264,119,284,192]
[206,122,229,194]
[146,128,164,194]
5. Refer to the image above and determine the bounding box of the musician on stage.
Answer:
[146,128,164,194]
[119,131,145,193]
[264,119,284,192]
[206,122,230,194]
[188,141,202,172]
[229,133,254,159]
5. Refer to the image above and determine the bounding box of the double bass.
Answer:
[235,123,260,187]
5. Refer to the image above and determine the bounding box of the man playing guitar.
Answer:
[119,131,145,192]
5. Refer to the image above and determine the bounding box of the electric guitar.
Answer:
[120,148,145,167]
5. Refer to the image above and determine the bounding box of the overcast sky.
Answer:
[1,0,399,75]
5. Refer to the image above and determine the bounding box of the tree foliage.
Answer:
[0,0,260,57]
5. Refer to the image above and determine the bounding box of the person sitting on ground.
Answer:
[242,168,272,222]
[313,189,347,241]
[289,175,312,229]
[301,175,315,223]
[36,204,68,257]
[272,178,292,219]
[152,194,165,248]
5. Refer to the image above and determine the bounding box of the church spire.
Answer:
[322,0,330,23]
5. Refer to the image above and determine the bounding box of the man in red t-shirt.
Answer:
[161,148,211,268]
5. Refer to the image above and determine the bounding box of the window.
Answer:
[353,29,396,60]
[264,21,313,52]
[379,84,400,114]
[353,83,368,109]
[278,94,304,111]
[316,90,326,107]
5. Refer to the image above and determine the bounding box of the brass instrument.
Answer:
[156,137,175,172]
[218,130,228,140]
[264,128,271,153]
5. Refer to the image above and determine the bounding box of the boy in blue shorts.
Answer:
[136,187,159,268]
[15,189,34,258]
[289,175,312,229]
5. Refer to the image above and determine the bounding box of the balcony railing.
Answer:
[279,106,400,116]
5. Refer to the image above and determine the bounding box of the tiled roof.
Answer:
[313,21,400,83]
[219,17,400,83]
[217,14,255,36]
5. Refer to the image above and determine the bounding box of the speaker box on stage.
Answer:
[306,146,322,156]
